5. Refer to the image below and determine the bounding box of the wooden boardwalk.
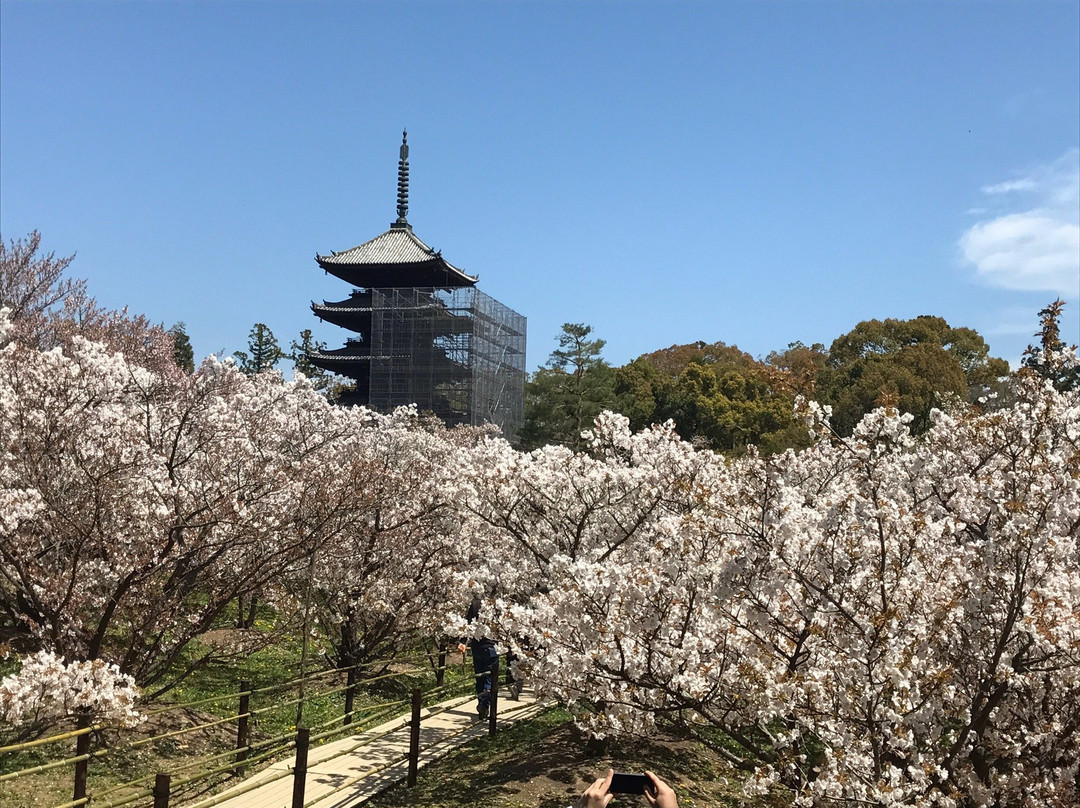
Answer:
[192,688,544,808]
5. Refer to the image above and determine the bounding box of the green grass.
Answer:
[0,624,487,808]
[2,622,783,808]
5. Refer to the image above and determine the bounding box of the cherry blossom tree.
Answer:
[0,310,334,688]
[0,300,484,721]
[0,231,80,334]
[449,412,708,600]
[0,651,142,733]
[454,380,1080,807]
[278,407,477,670]
[1,230,177,375]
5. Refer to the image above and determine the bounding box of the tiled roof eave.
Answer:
[315,227,478,284]
[315,255,442,269]
[307,353,371,363]
[316,256,478,285]
[313,304,373,314]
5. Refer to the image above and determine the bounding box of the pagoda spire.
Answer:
[394,129,410,228]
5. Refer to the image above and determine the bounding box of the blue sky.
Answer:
[2,1,1077,371]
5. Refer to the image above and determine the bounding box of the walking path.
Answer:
[198,687,544,808]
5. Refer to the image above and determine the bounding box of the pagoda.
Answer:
[308,132,526,438]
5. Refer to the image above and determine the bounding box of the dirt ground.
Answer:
[368,709,787,808]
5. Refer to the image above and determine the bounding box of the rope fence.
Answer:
[0,645,524,808]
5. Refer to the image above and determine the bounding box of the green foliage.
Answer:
[616,341,809,455]
[168,322,195,373]
[507,315,1009,454]
[818,315,1008,435]
[289,328,337,394]
[233,323,285,375]
[518,324,619,450]
[613,357,664,429]
[634,340,760,377]
[548,322,607,376]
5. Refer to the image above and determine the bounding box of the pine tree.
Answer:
[233,323,284,375]
[290,329,334,393]
[518,323,618,450]
[169,322,195,373]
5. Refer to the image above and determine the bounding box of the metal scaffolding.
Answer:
[366,287,526,438]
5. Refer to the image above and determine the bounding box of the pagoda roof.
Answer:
[312,294,373,315]
[311,300,369,333]
[308,342,369,360]
[316,226,478,288]
[306,344,371,380]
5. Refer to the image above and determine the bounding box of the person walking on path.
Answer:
[457,594,498,721]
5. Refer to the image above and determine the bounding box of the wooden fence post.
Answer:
[488,659,499,736]
[235,680,250,775]
[72,711,90,805]
[407,689,422,787]
[291,727,310,808]
[343,666,356,726]
[153,772,171,808]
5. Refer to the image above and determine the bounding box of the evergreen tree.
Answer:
[518,323,618,450]
[817,315,1008,435]
[549,323,607,378]
[289,328,335,394]
[169,322,195,374]
[233,323,284,375]
[617,340,811,455]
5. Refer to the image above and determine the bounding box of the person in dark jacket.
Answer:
[457,594,499,720]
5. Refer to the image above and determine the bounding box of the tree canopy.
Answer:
[817,315,1009,435]
[615,340,810,454]
[169,322,195,374]
[517,323,619,450]
[233,323,285,375]
[524,316,1013,453]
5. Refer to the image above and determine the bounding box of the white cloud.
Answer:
[960,149,1080,297]
[961,213,1079,293]
[981,178,1038,195]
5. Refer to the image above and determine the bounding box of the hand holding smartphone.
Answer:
[609,771,653,794]
[576,768,678,808]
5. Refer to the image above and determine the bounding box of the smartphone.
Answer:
[609,772,652,794]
